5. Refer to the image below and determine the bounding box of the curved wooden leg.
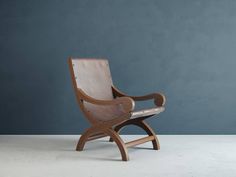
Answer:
[77,126,129,161]
[109,123,124,142]
[135,121,160,150]
[76,126,99,151]
[104,129,129,161]
[109,119,160,150]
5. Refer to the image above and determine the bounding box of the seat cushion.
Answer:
[131,106,165,119]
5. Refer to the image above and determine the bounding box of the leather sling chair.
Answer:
[68,58,166,161]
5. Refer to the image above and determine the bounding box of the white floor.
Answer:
[0,135,236,177]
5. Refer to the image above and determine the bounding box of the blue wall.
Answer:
[1,0,236,134]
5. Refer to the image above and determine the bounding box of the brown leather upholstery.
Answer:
[72,59,113,100]
[131,107,165,119]
[71,59,126,121]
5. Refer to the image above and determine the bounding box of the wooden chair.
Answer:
[68,58,166,161]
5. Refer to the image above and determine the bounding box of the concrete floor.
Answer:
[0,135,236,177]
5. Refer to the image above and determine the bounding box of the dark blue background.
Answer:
[1,0,236,134]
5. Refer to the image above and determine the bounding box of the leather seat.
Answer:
[131,107,165,119]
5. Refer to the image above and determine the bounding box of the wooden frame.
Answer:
[68,58,166,161]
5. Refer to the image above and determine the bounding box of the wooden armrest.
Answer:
[112,86,166,107]
[77,88,135,113]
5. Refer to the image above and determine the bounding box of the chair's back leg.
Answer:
[109,119,160,150]
[135,120,160,150]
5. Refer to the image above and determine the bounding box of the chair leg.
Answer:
[76,126,129,161]
[109,123,126,142]
[104,129,129,161]
[76,126,98,151]
[135,120,160,150]
[109,119,160,150]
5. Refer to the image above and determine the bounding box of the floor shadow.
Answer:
[129,146,155,150]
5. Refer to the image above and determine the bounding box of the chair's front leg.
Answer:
[76,126,100,151]
[76,126,129,161]
[104,129,129,161]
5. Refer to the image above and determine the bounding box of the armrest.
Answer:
[77,88,135,113]
[112,86,166,107]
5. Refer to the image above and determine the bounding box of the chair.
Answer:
[68,58,166,161]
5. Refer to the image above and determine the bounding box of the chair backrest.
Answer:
[70,59,114,100]
[69,58,124,122]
